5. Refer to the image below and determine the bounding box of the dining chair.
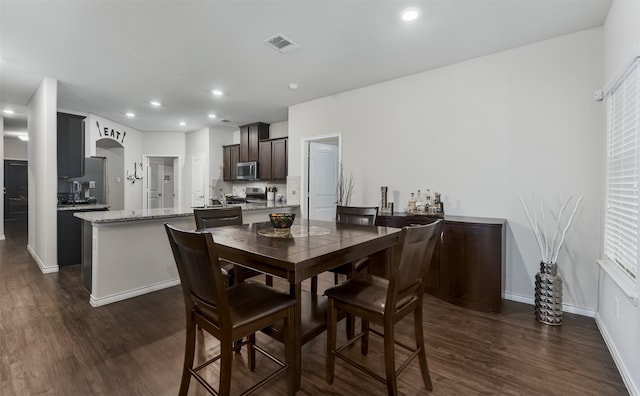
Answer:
[324,220,442,395]
[310,205,379,293]
[194,207,272,286]
[165,223,296,396]
[310,205,379,338]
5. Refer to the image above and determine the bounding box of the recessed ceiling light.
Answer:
[126,112,136,118]
[3,109,15,115]
[208,113,217,119]
[150,100,162,107]
[211,89,224,96]
[401,8,420,22]
[179,121,186,126]
[289,83,299,90]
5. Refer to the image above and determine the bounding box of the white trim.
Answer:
[598,259,639,306]
[0,234,5,240]
[27,244,59,273]
[503,292,596,318]
[89,278,180,307]
[595,313,639,396]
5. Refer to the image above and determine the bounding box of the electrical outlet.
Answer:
[615,298,619,318]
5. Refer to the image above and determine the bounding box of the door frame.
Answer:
[301,133,341,220]
[143,155,181,210]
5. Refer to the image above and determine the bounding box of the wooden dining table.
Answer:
[204,218,402,390]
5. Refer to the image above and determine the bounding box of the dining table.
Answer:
[204,218,402,390]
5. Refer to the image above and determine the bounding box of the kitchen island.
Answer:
[75,203,299,307]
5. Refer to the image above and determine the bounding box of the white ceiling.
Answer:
[1,0,612,134]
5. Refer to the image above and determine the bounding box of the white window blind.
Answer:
[604,57,640,280]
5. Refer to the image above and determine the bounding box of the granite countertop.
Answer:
[57,203,110,211]
[74,202,298,224]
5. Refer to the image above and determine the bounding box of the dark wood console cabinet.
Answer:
[376,214,506,313]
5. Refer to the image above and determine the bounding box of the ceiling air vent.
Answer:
[219,119,230,123]
[264,34,300,54]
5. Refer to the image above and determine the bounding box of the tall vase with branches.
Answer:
[520,194,583,325]
[337,165,354,206]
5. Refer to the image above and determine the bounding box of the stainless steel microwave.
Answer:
[236,161,258,180]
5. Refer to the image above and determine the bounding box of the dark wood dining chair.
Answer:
[194,207,272,286]
[310,205,379,293]
[310,205,379,338]
[324,220,442,395]
[165,223,296,396]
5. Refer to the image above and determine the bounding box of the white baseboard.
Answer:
[0,234,5,240]
[27,244,59,274]
[503,292,596,318]
[90,278,181,307]
[596,313,639,396]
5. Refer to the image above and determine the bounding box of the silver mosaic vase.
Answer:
[534,261,563,325]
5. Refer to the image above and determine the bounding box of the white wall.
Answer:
[598,1,640,395]
[27,77,58,273]
[3,137,28,160]
[269,121,288,139]
[86,114,143,210]
[289,28,604,314]
[185,128,210,206]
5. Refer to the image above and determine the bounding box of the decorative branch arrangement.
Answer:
[519,194,584,264]
[337,164,354,206]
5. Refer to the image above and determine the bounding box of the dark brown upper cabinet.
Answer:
[259,138,288,180]
[239,122,269,162]
[57,112,86,178]
[223,144,240,181]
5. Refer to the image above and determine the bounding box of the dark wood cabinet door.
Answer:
[57,112,86,178]
[223,144,240,181]
[239,126,249,162]
[239,122,269,162]
[230,145,239,180]
[439,222,503,313]
[271,138,287,180]
[259,140,272,180]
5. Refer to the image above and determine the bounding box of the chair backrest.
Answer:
[194,206,243,230]
[164,223,230,326]
[387,220,442,313]
[336,205,378,226]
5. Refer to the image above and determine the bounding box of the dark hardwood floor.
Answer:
[0,220,628,395]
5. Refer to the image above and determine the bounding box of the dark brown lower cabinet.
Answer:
[376,214,505,313]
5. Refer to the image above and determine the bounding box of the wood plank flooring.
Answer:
[0,221,628,395]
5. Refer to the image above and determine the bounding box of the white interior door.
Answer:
[308,140,339,220]
[146,158,162,209]
[162,160,174,208]
[192,152,206,207]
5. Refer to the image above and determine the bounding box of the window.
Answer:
[604,57,640,280]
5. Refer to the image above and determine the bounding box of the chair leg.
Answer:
[219,340,233,396]
[346,314,355,340]
[414,302,433,391]
[326,298,337,384]
[334,272,339,285]
[383,319,398,396]
[361,319,369,356]
[311,276,318,294]
[285,306,296,396]
[266,275,273,286]
[179,320,196,396]
[248,333,256,371]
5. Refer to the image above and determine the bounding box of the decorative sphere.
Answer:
[269,213,296,229]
